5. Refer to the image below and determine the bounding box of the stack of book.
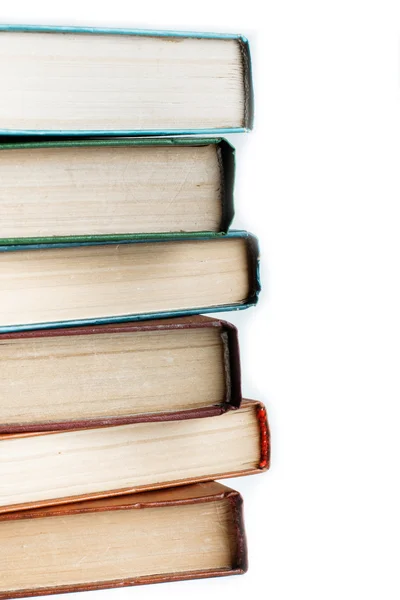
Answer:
[0,25,270,599]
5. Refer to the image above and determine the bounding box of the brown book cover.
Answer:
[0,315,241,434]
[0,399,270,514]
[0,482,248,599]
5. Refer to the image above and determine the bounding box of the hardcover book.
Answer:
[0,231,260,332]
[0,316,241,434]
[0,25,253,135]
[0,400,270,513]
[0,482,248,599]
[0,138,235,244]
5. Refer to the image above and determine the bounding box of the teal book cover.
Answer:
[0,25,253,136]
[0,231,260,333]
[0,137,235,244]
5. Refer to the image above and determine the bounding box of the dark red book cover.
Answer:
[0,316,242,434]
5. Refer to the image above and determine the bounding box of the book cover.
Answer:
[0,231,261,333]
[0,400,270,514]
[0,137,235,244]
[0,25,253,136]
[0,482,248,599]
[0,316,242,434]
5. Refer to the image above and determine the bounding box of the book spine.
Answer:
[227,491,249,572]
[238,37,254,130]
[218,139,235,232]
[221,320,242,409]
[257,405,271,469]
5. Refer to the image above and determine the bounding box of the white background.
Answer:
[3,1,400,598]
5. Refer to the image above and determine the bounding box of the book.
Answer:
[0,400,270,513]
[0,138,235,244]
[0,25,253,135]
[0,482,248,599]
[0,231,260,333]
[0,316,241,434]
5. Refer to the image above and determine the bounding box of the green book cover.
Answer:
[0,25,253,136]
[0,137,235,244]
[0,231,260,333]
